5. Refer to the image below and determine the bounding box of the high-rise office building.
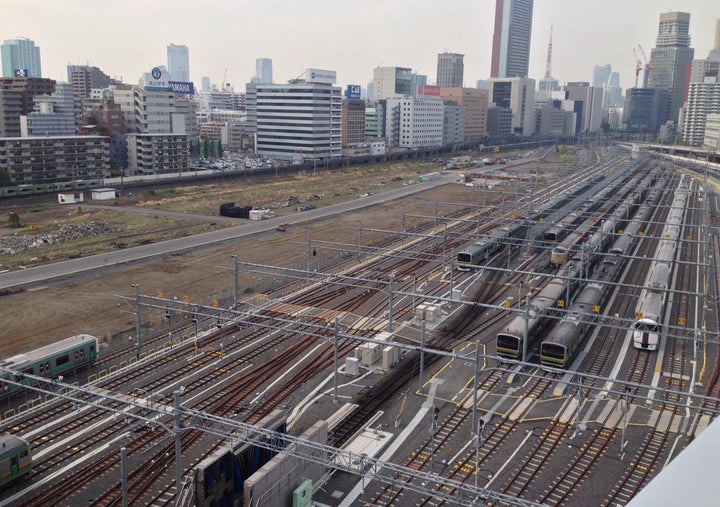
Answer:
[624,87,669,132]
[564,82,603,133]
[491,0,534,78]
[372,67,427,99]
[246,70,342,162]
[255,58,273,84]
[1,38,42,78]
[384,96,444,149]
[67,65,119,99]
[0,77,56,136]
[167,43,190,82]
[487,77,536,135]
[438,87,489,140]
[373,67,413,100]
[437,53,464,88]
[648,12,694,123]
[604,72,623,108]
[20,82,77,136]
[592,64,612,88]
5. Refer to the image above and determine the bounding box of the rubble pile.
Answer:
[0,222,119,255]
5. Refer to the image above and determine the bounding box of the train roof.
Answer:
[0,434,29,458]
[1,334,97,367]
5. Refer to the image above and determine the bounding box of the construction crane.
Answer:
[638,44,651,87]
[633,47,642,87]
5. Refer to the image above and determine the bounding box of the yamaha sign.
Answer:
[169,81,195,94]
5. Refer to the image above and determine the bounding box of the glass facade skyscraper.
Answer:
[436,53,464,88]
[1,38,42,77]
[648,12,694,123]
[167,43,190,82]
[491,0,534,78]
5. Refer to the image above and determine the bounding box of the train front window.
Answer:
[635,321,659,333]
[497,334,519,351]
[542,344,565,359]
[57,354,69,366]
[457,253,472,263]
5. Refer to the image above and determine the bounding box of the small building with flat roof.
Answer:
[91,188,116,200]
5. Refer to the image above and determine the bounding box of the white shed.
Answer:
[58,192,84,204]
[91,188,117,200]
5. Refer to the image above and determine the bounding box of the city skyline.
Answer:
[1,0,717,91]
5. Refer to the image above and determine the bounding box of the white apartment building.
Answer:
[384,96,443,149]
[0,135,108,183]
[703,113,720,150]
[126,133,188,175]
[682,75,720,146]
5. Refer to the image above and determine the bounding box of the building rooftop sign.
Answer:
[306,68,336,85]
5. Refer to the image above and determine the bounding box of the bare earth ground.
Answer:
[0,151,565,356]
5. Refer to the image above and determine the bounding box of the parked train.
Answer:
[457,161,638,270]
[0,434,32,489]
[632,176,689,350]
[0,179,103,198]
[497,169,663,361]
[548,167,660,267]
[540,176,665,367]
[456,223,527,269]
[0,334,98,394]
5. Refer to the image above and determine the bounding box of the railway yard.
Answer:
[0,144,719,506]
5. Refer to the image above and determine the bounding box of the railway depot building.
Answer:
[0,135,109,184]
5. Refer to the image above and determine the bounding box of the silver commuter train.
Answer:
[540,175,666,367]
[549,168,659,267]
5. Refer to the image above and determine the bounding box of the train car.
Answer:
[542,224,565,243]
[0,434,32,488]
[541,238,627,368]
[456,222,526,270]
[496,277,573,359]
[540,278,607,367]
[540,175,667,367]
[632,262,670,350]
[0,334,98,394]
[631,175,688,351]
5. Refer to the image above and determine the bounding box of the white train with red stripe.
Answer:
[632,175,689,350]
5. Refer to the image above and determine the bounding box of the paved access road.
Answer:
[0,177,452,291]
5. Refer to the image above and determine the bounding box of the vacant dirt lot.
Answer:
[0,151,564,356]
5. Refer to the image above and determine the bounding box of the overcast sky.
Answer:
[2,0,718,91]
